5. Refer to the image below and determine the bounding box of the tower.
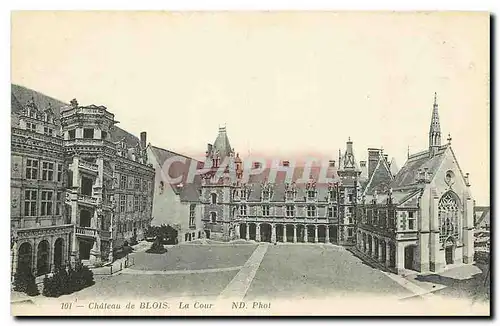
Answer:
[429,92,442,157]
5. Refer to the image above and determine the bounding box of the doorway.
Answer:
[404,245,415,270]
[445,246,454,265]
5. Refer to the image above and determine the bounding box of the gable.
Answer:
[363,156,394,195]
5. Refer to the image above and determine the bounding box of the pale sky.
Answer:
[11,11,490,205]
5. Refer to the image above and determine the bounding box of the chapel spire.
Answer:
[429,92,442,156]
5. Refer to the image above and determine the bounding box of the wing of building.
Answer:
[11,84,155,275]
[356,93,475,274]
[146,145,205,243]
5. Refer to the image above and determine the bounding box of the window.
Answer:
[347,228,353,237]
[26,159,38,180]
[307,189,316,200]
[134,195,139,212]
[348,207,354,215]
[262,189,270,201]
[24,190,37,216]
[329,190,337,201]
[241,188,249,200]
[141,196,146,212]
[68,129,76,139]
[328,207,334,218]
[101,131,108,140]
[143,180,147,192]
[239,205,247,216]
[40,191,53,216]
[388,208,396,229]
[83,128,94,139]
[135,178,140,190]
[56,192,62,215]
[120,175,127,189]
[286,190,294,200]
[189,204,196,226]
[408,211,416,230]
[374,209,379,225]
[348,194,353,203]
[41,162,54,181]
[43,127,53,136]
[210,212,217,223]
[57,164,63,182]
[211,193,217,204]
[286,205,295,217]
[120,194,126,213]
[262,205,270,216]
[26,122,37,132]
[307,205,316,217]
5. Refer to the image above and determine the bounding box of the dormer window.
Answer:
[68,129,76,140]
[241,187,250,200]
[329,189,337,201]
[239,204,247,216]
[307,189,316,200]
[83,128,94,139]
[26,122,37,132]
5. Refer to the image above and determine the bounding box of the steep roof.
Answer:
[389,157,400,176]
[150,145,202,202]
[11,84,143,149]
[391,145,448,189]
[212,127,233,159]
[363,153,394,195]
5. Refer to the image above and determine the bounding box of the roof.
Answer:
[150,145,203,202]
[474,206,490,227]
[389,157,400,176]
[11,83,143,150]
[363,153,394,195]
[211,127,233,159]
[391,145,448,189]
[364,188,421,205]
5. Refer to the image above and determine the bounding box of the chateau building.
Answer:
[356,93,475,274]
[10,84,155,275]
[200,127,361,245]
[147,146,204,243]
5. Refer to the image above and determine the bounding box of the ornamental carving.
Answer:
[11,198,18,208]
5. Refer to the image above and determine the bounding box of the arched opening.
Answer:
[296,225,305,243]
[374,237,380,260]
[367,234,373,256]
[404,245,416,270]
[53,238,64,268]
[205,229,211,239]
[285,225,294,242]
[329,225,338,243]
[438,191,461,244]
[210,193,217,204]
[380,239,387,263]
[317,225,327,243]
[239,223,247,239]
[276,224,284,242]
[362,233,367,253]
[445,237,456,265]
[260,224,272,243]
[306,225,315,243]
[18,242,32,273]
[36,240,50,276]
[249,223,257,241]
[210,211,217,223]
[389,242,396,267]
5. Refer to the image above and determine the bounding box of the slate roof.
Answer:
[211,127,233,159]
[149,145,203,202]
[11,84,144,150]
[364,188,421,205]
[363,153,394,195]
[391,145,448,189]
[474,206,490,228]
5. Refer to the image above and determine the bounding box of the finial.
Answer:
[447,133,452,144]
[70,98,79,108]
[434,92,438,107]
[348,136,351,142]
[407,145,410,158]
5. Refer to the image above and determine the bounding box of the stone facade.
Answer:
[10,84,155,275]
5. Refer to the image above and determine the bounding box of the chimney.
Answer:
[368,148,381,180]
[253,162,262,169]
[359,160,368,181]
[360,161,367,168]
[329,160,335,167]
[140,132,147,148]
[207,143,213,155]
[283,160,290,167]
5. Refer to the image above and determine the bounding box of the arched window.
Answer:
[210,193,217,204]
[438,192,461,243]
[210,212,217,223]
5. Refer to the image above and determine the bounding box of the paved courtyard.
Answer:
[12,241,490,311]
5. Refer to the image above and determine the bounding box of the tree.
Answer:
[25,271,39,296]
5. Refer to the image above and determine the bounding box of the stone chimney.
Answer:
[368,148,381,180]
[329,160,335,168]
[140,132,147,148]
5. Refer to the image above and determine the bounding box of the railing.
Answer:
[11,127,64,145]
[78,160,99,173]
[77,194,98,205]
[76,226,97,237]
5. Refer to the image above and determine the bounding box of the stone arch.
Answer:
[53,238,64,268]
[36,240,50,276]
[317,225,327,243]
[18,242,33,273]
[248,223,257,241]
[260,223,272,243]
[367,234,373,256]
[239,223,247,239]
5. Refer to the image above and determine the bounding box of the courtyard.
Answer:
[11,241,490,315]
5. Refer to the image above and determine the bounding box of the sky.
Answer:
[11,11,490,204]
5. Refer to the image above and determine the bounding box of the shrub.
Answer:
[13,268,29,293]
[25,271,39,296]
[146,236,168,254]
[129,235,138,246]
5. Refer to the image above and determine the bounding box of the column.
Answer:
[32,239,37,275]
[246,224,249,241]
[314,225,318,243]
[256,224,261,242]
[271,224,276,243]
[283,226,287,243]
[325,226,330,244]
[385,242,391,267]
[49,236,54,272]
[235,223,240,239]
[293,225,297,243]
[378,240,383,263]
[371,236,376,257]
[304,226,308,243]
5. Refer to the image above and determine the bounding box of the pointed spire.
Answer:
[429,92,442,156]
